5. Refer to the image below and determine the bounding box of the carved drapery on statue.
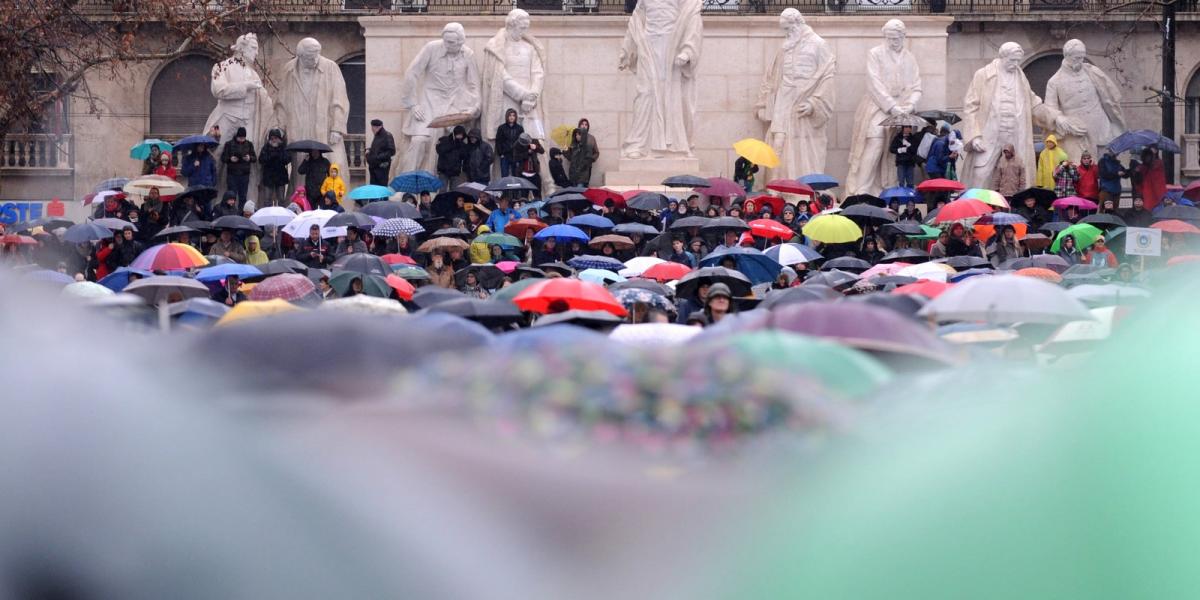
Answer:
[1042,39,1125,162]
[204,34,273,206]
[481,10,547,143]
[398,23,481,173]
[273,38,351,191]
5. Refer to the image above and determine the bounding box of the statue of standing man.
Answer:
[481,9,547,147]
[845,19,922,195]
[618,0,703,159]
[274,37,351,193]
[204,33,274,205]
[399,23,482,173]
[756,9,836,181]
[1043,39,1125,161]
[961,42,1050,190]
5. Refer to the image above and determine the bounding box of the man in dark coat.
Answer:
[494,108,523,178]
[298,150,331,208]
[258,128,290,206]
[366,119,396,186]
[436,125,468,189]
[292,224,334,269]
[222,127,256,209]
[462,128,493,186]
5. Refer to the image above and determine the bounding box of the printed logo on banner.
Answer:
[1124,226,1162,257]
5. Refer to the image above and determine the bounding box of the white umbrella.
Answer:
[918,274,1094,325]
[898,262,952,283]
[1044,306,1119,345]
[61,281,114,299]
[1067,284,1151,307]
[618,256,665,278]
[319,295,409,316]
[123,175,185,197]
[282,209,338,238]
[764,243,821,266]
[124,276,210,331]
[250,206,297,228]
[609,323,701,347]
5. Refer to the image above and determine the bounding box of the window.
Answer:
[1024,53,1063,136]
[16,72,70,135]
[339,54,366,135]
[149,54,218,135]
[1186,67,1200,134]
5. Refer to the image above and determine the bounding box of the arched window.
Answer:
[1023,53,1063,100]
[149,54,218,136]
[339,54,366,135]
[1186,68,1200,134]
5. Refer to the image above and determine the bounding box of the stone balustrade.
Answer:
[1183,134,1200,181]
[1,135,73,172]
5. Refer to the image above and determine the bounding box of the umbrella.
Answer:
[1051,196,1099,211]
[898,262,956,282]
[1000,254,1071,273]
[609,278,674,298]
[700,177,747,200]
[759,286,838,310]
[842,194,886,208]
[880,186,918,201]
[861,263,910,279]
[613,222,659,236]
[611,287,672,312]
[1153,205,1200,222]
[1080,213,1127,230]
[63,222,112,244]
[318,294,408,316]
[733,138,779,168]
[821,256,871,273]
[719,330,893,397]
[1106,128,1181,154]
[764,242,823,265]
[662,174,710,188]
[916,109,960,124]
[534,224,589,243]
[211,215,262,232]
[490,277,545,305]
[94,218,136,232]
[486,176,538,192]
[699,247,783,285]
[195,263,262,283]
[130,243,209,271]
[578,268,626,285]
[93,177,131,193]
[1010,187,1059,209]
[549,124,574,148]
[454,264,506,289]
[503,218,547,239]
[1050,223,1103,252]
[748,219,795,240]
[123,275,208,304]
[123,175,185,198]
[347,185,395,203]
[880,248,930,263]
[840,203,896,225]
[893,279,954,299]
[172,134,218,152]
[129,138,172,160]
[329,271,392,298]
[325,212,376,230]
[255,258,309,276]
[282,209,338,238]
[168,297,229,323]
[512,278,627,316]
[388,170,440,193]
[285,139,333,153]
[567,213,616,230]
[975,212,1028,226]
[626,191,671,211]
[793,173,837,191]
[1,234,37,246]
[250,206,296,228]
[918,273,1092,325]
[568,254,625,272]
[417,236,470,253]
[20,270,75,287]
[371,217,424,237]
[384,274,416,300]
[916,178,965,193]
[1152,219,1200,234]
[936,255,992,270]
[411,286,465,308]
[934,199,994,224]
[1068,283,1150,306]
[429,191,471,217]
[675,266,753,299]
[961,188,1009,208]
[670,216,712,230]
[1014,267,1064,283]
[618,257,665,279]
[360,201,421,220]
[248,273,317,302]
[1183,180,1200,202]
[97,267,153,292]
[588,234,635,250]
[331,252,389,276]
[583,187,626,208]
[765,179,815,196]
[803,214,863,244]
[641,261,692,282]
[217,298,305,326]
[425,297,522,327]
[1039,221,1071,235]
[175,185,219,206]
[701,216,751,236]
[61,281,115,300]
[389,264,431,281]
[544,192,593,211]
[609,323,701,347]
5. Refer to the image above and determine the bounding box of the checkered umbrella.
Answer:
[249,273,317,302]
[371,218,425,238]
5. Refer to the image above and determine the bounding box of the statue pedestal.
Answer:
[604,156,711,188]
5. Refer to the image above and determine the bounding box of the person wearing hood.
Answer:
[1098,149,1126,208]
[335,227,369,257]
[859,236,885,264]
[548,148,572,189]
[113,226,144,268]
[212,191,240,218]
[320,163,347,206]
[1135,145,1167,211]
[566,128,596,187]
[987,224,1025,267]
[366,119,396,186]
[511,132,545,197]
[989,143,1025,197]
[318,190,344,213]
[703,282,734,325]
[243,235,269,265]
[211,229,247,263]
[924,124,953,179]
[928,230,950,259]
[437,125,468,189]
[457,270,489,299]
[1120,196,1152,228]
[1036,134,1067,190]
[495,108,524,177]
[141,144,163,176]
[1057,233,1081,265]
[181,144,217,188]
[298,150,331,208]
[463,128,494,185]
[258,128,290,206]
[153,151,177,180]
[470,224,494,264]
[222,126,256,208]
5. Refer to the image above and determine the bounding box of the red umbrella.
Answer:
[748,218,794,240]
[892,280,954,299]
[1151,219,1200,234]
[699,177,745,200]
[1,234,38,245]
[765,179,816,196]
[1167,255,1200,266]
[385,274,415,301]
[513,278,627,317]
[745,194,786,217]
[916,178,966,193]
[249,273,316,302]
[503,218,547,239]
[380,253,416,266]
[585,187,626,208]
[934,199,994,223]
[641,261,693,282]
[1183,180,1200,202]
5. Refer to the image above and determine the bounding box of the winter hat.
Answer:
[268,128,284,140]
[518,133,533,145]
[370,119,383,127]
[707,283,732,300]
[452,125,467,137]
[223,191,237,202]
[235,127,247,138]
[686,311,709,326]
[243,200,256,213]
[287,202,302,214]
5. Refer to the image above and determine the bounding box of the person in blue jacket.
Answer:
[924,124,952,180]
[181,144,217,188]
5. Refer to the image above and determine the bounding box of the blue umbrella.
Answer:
[347,184,395,202]
[173,135,218,152]
[98,267,154,292]
[880,186,918,201]
[799,173,839,190]
[568,255,625,272]
[130,138,173,160]
[567,213,615,230]
[63,222,113,244]
[195,263,263,283]
[389,170,441,194]
[699,246,783,285]
[534,224,590,243]
[578,268,626,284]
[1106,129,1181,154]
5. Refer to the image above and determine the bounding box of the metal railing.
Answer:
[1,134,73,171]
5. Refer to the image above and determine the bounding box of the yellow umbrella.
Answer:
[216,298,303,326]
[733,138,780,169]
[802,214,862,244]
[550,125,574,149]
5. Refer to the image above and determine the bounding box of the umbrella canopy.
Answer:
[175,185,219,207]
[880,186,918,201]
[733,138,779,168]
[318,294,408,316]
[324,212,376,230]
[920,273,1092,325]
[797,173,839,190]
[123,175,185,198]
[578,268,627,285]
[211,215,262,232]
[764,242,823,266]
[934,198,994,224]
[765,179,816,196]
[960,188,1009,208]
[172,134,217,152]
[670,216,712,230]
[588,234,635,250]
[626,191,671,211]
[512,278,627,316]
[936,255,992,270]
[285,139,333,153]
[388,170,440,193]
[1051,196,1099,211]
[331,252,389,276]
[425,297,522,327]
[611,286,672,312]
[281,210,339,238]
[1080,213,1127,230]
[897,262,956,282]
[1106,128,1181,154]
[759,285,839,309]
[821,256,872,273]
[96,267,153,292]
[93,177,131,193]
[329,271,392,298]
[454,264,506,289]
[60,281,115,300]
[702,216,751,235]
[124,275,209,304]
[486,176,538,192]
[640,261,692,282]
[893,279,954,299]
[568,254,625,272]
[347,185,395,202]
[544,192,593,211]
[975,212,1029,227]
[803,214,863,244]
[609,322,701,347]
[1000,254,1071,273]
[880,248,930,263]
[617,256,665,278]
[130,243,209,271]
[1051,223,1103,252]
[217,298,305,326]
[1014,267,1064,283]
[879,112,929,128]
[662,174,710,188]
[802,269,860,290]
[473,231,522,248]
[249,206,296,228]
[1152,219,1200,234]
[675,266,754,299]
[916,109,961,124]
[411,286,465,309]
[371,217,424,238]
[1153,205,1200,222]
[1068,283,1150,306]
[1009,187,1057,208]
[700,177,747,199]
[503,218,547,239]
[842,194,886,208]
[567,213,616,230]
[716,330,893,397]
[248,273,317,302]
[699,246,783,285]
[195,263,262,283]
[534,224,590,243]
[748,219,795,240]
[582,187,626,208]
[360,201,421,220]
[840,204,897,225]
[917,178,965,193]
[383,274,416,300]
[612,222,659,236]
[129,138,172,160]
[416,236,469,254]
[64,222,113,244]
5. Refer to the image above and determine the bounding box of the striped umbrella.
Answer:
[248,273,317,302]
[130,243,209,271]
[960,188,1010,208]
[371,218,425,237]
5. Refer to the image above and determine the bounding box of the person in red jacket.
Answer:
[153,152,177,180]
[1136,146,1167,211]
[1082,235,1118,268]
[1074,151,1100,200]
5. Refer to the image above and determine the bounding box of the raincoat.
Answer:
[1036,135,1068,190]
[320,164,347,205]
[243,235,269,265]
[470,225,493,264]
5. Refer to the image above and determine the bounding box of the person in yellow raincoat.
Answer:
[470,224,493,264]
[320,163,347,205]
[1036,134,1068,190]
[243,235,269,266]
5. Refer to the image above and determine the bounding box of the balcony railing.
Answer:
[1183,134,1200,181]
[1,134,73,172]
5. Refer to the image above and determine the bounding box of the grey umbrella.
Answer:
[123,276,210,331]
[918,274,1093,325]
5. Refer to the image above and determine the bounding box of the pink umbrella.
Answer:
[495,260,520,274]
[1183,180,1200,202]
[1051,196,1098,211]
[699,177,746,203]
[860,262,911,280]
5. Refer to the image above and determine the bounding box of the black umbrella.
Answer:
[840,204,897,225]
[821,256,872,272]
[700,216,750,234]
[513,265,546,280]
[675,266,753,299]
[63,222,112,244]
[285,139,333,153]
[331,252,389,276]
[1080,213,1127,230]
[543,193,592,211]
[411,286,465,309]
[936,255,992,270]
[183,219,214,232]
[17,217,73,232]
[802,269,859,290]
[360,201,421,220]
[842,193,886,208]
[1000,254,1070,273]
[916,109,961,125]
[549,186,588,197]
[252,258,309,277]
[662,174,710,188]
[626,191,671,211]
[866,274,919,287]
[211,215,261,232]
[613,222,660,236]
[1010,187,1056,208]
[154,225,200,239]
[670,216,712,230]
[851,292,927,318]
[176,185,219,206]
[1153,205,1200,222]
[537,261,574,277]
[431,191,472,218]
[879,248,930,263]
[432,227,472,239]
[760,286,838,310]
[881,222,925,237]
[486,176,537,192]
[425,298,522,328]
[608,278,673,298]
[1039,221,1070,235]
[326,212,376,230]
[454,264,505,289]
[533,309,623,331]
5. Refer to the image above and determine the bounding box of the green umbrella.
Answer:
[130,138,173,160]
[1050,222,1102,253]
[472,232,522,248]
[715,331,893,398]
[490,277,543,305]
[909,224,943,240]
[390,264,430,281]
[329,271,391,298]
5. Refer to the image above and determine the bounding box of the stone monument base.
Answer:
[604,156,713,187]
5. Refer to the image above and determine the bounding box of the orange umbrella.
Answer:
[892,280,954,299]
[1151,219,1200,234]
[974,223,1028,243]
[385,274,415,301]
[513,278,627,317]
[1167,255,1200,267]
[1014,267,1064,283]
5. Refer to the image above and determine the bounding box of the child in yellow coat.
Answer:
[320,163,347,205]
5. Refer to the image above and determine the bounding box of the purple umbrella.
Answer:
[1051,196,1098,211]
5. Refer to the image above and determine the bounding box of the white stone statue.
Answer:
[1043,39,1126,162]
[755,9,836,181]
[203,33,274,168]
[274,37,351,189]
[961,42,1051,190]
[481,9,547,143]
[845,19,923,195]
[399,22,482,173]
[618,0,703,159]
